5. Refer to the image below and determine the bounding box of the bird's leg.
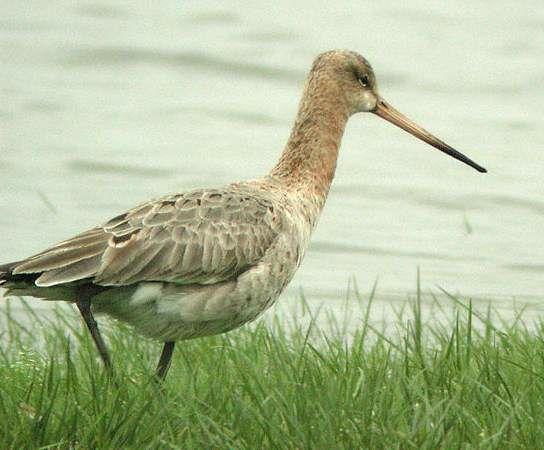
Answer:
[155,341,175,381]
[75,286,113,374]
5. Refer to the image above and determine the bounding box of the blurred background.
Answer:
[1,1,543,326]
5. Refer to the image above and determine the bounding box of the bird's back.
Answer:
[0,181,289,302]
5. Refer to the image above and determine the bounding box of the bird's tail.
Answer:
[0,262,17,287]
[0,266,7,285]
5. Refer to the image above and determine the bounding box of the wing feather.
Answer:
[13,241,106,273]
[35,254,103,286]
[9,185,282,288]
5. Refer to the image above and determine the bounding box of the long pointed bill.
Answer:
[373,99,487,173]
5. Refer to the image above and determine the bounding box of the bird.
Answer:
[0,50,486,381]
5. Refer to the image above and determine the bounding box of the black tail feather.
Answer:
[0,267,9,286]
[0,263,12,286]
[0,262,13,282]
[0,261,38,286]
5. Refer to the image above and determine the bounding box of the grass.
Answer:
[1,287,544,449]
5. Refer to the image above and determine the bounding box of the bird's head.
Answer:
[310,50,486,173]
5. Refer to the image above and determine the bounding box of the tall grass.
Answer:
[1,288,543,449]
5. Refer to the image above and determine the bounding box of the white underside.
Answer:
[92,231,303,342]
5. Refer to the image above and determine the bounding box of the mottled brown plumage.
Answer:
[0,50,486,380]
[13,187,280,287]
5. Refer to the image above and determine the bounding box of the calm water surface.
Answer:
[1,1,543,325]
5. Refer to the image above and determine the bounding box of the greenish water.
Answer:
[1,1,543,323]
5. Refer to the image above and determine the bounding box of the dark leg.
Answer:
[76,295,113,374]
[155,341,175,381]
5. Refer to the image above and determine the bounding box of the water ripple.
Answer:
[161,106,284,126]
[67,159,176,177]
[186,12,239,25]
[334,184,544,216]
[73,4,129,19]
[483,194,544,216]
[310,241,486,263]
[242,31,299,43]
[505,264,544,273]
[64,48,304,84]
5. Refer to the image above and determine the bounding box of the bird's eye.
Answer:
[358,74,369,87]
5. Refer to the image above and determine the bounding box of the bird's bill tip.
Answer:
[372,98,487,174]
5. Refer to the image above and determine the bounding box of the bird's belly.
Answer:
[93,253,298,342]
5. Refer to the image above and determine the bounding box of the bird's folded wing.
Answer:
[11,188,280,287]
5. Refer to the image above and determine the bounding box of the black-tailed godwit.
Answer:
[0,50,486,380]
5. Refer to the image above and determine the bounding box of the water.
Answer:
[1,1,543,324]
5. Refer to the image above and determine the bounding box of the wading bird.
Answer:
[0,50,486,380]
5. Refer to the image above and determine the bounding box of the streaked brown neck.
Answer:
[270,72,350,199]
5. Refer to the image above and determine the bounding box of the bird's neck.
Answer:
[270,79,350,201]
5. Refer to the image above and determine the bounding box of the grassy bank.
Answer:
[1,291,543,449]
